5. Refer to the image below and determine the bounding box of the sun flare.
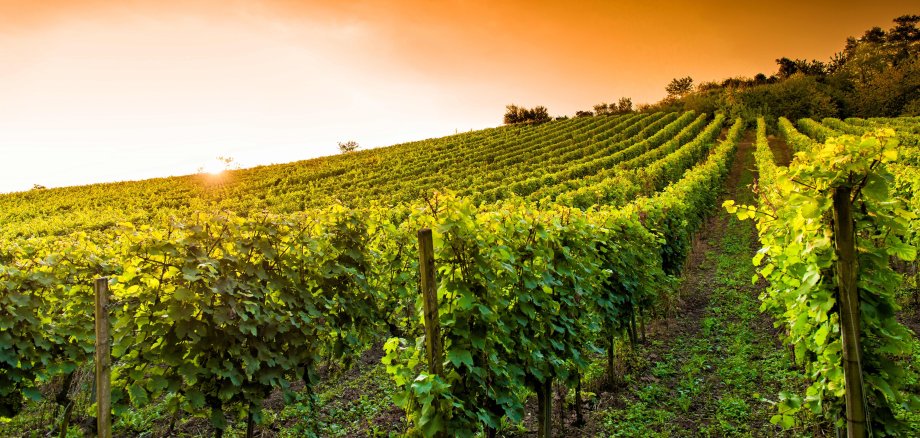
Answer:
[198,159,227,176]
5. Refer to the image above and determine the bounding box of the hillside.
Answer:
[0,111,718,238]
[2,111,744,436]
[2,113,920,437]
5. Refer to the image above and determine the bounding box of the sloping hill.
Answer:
[0,111,726,238]
[1,112,751,437]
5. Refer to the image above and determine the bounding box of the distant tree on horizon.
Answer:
[338,141,360,154]
[889,14,920,44]
[528,106,550,124]
[775,57,827,78]
[503,104,551,125]
[591,98,633,116]
[217,156,238,169]
[861,26,887,44]
[665,76,694,100]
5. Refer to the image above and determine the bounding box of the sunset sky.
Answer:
[0,0,916,193]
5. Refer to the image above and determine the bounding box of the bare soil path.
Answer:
[544,130,828,437]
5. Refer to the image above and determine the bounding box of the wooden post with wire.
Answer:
[832,186,867,438]
[418,229,443,377]
[418,229,447,437]
[94,277,112,438]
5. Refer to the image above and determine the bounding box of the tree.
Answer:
[887,15,919,44]
[862,26,887,44]
[697,81,722,92]
[527,106,551,124]
[798,59,827,76]
[575,110,594,118]
[217,156,239,169]
[665,76,694,99]
[503,104,550,125]
[849,56,920,116]
[616,97,633,113]
[888,15,920,63]
[504,104,524,124]
[828,51,848,74]
[593,103,610,115]
[721,77,749,88]
[338,141,360,154]
[31,184,46,190]
[776,58,826,78]
[776,57,799,78]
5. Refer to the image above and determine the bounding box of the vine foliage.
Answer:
[725,123,919,435]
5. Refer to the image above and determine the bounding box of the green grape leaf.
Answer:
[862,173,888,202]
[447,349,474,370]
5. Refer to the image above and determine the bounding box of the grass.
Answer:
[1,351,405,437]
[594,138,822,437]
[276,362,404,438]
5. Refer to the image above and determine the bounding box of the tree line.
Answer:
[503,104,551,125]
[653,14,920,120]
[503,97,634,125]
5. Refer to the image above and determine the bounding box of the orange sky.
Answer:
[0,0,916,192]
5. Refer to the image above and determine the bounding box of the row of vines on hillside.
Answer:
[726,118,919,436]
[383,118,745,436]
[2,117,745,436]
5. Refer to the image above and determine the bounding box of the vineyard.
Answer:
[2,111,920,437]
[727,116,920,436]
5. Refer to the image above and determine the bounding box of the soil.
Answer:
[767,134,793,166]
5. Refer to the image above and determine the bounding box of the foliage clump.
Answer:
[503,104,551,125]
[726,123,919,435]
[649,15,920,119]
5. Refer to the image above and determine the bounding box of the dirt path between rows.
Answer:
[533,130,828,437]
[767,134,793,166]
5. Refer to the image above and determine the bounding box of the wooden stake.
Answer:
[832,186,867,438]
[536,379,553,438]
[640,306,647,344]
[575,373,584,426]
[627,309,638,348]
[246,403,255,438]
[56,371,75,438]
[94,277,112,438]
[418,229,443,377]
[607,332,615,385]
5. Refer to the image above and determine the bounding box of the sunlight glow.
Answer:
[197,157,232,176]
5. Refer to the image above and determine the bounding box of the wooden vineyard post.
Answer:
[418,229,449,437]
[94,277,112,438]
[832,186,867,438]
[640,306,647,344]
[418,229,443,376]
[536,379,552,438]
[607,333,616,385]
[574,373,584,426]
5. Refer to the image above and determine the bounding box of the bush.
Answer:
[338,141,360,154]
[503,105,551,125]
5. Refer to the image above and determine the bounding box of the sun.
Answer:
[198,160,225,175]
[197,156,237,176]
